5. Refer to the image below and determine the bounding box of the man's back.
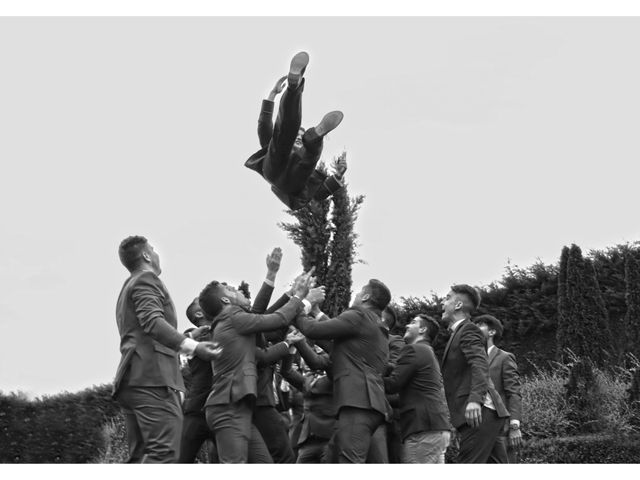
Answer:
[329,307,390,418]
[114,270,185,395]
[489,347,522,422]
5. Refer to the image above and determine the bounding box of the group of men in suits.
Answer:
[112,234,522,464]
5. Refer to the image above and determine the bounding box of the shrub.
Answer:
[519,433,640,463]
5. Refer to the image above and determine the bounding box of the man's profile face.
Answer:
[403,316,422,343]
[190,301,211,327]
[145,244,161,275]
[223,284,251,309]
[293,128,305,150]
[382,310,395,330]
[352,285,369,307]
[476,322,490,339]
[441,290,460,322]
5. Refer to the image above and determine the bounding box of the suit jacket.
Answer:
[282,358,336,444]
[384,340,451,440]
[113,270,186,396]
[204,297,303,407]
[489,347,522,423]
[297,305,391,420]
[245,99,343,210]
[440,319,509,428]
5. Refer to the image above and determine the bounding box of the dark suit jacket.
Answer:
[204,297,303,407]
[440,319,509,428]
[297,305,391,420]
[113,271,186,396]
[489,347,522,423]
[384,340,451,440]
[245,99,343,210]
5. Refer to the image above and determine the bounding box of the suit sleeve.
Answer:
[383,345,418,394]
[131,273,185,350]
[297,310,360,340]
[251,282,275,314]
[231,297,303,335]
[255,341,289,367]
[266,293,292,314]
[502,353,522,422]
[296,338,331,371]
[258,99,274,148]
[280,354,306,392]
[459,324,489,405]
[312,174,344,202]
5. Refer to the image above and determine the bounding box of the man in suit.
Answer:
[381,305,404,463]
[440,284,510,463]
[178,298,217,463]
[383,314,451,463]
[474,314,523,463]
[296,279,392,463]
[197,271,312,463]
[245,52,347,211]
[113,236,221,463]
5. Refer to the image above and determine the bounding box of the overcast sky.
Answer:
[1,16,640,397]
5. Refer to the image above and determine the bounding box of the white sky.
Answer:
[2,14,640,397]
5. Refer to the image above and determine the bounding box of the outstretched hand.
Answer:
[291,267,315,299]
[269,75,288,98]
[307,286,326,306]
[266,247,283,274]
[194,341,223,362]
[333,152,348,179]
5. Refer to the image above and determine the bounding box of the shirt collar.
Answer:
[488,344,496,355]
[450,317,467,333]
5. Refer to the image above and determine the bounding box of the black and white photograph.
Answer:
[2,2,640,469]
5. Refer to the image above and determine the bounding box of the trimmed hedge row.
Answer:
[0,384,119,463]
[520,433,640,463]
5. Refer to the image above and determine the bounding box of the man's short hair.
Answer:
[366,279,391,310]
[450,284,481,314]
[382,305,398,329]
[185,297,201,326]
[474,314,504,342]
[198,281,227,320]
[417,314,440,344]
[118,236,148,272]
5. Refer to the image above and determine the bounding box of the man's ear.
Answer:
[454,299,463,312]
[141,251,151,263]
[488,329,496,338]
[220,297,231,305]
[361,292,371,303]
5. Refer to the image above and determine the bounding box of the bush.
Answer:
[520,433,640,463]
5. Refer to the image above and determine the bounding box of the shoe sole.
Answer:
[315,111,344,137]
[288,51,309,88]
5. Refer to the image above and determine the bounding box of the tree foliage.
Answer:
[279,154,364,317]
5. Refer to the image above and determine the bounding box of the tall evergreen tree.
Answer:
[560,244,613,367]
[556,246,570,361]
[624,246,640,359]
[279,154,363,317]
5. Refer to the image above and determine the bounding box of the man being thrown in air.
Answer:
[245,51,347,211]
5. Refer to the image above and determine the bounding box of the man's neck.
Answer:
[410,336,429,345]
[135,264,157,275]
[487,339,495,350]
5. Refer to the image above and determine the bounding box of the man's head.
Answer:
[474,314,503,344]
[404,314,440,344]
[382,305,398,331]
[441,284,481,323]
[293,127,305,151]
[199,280,251,320]
[353,279,391,311]
[186,297,210,327]
[118,235,161,274]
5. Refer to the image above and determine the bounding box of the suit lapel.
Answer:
[488,346,500,366]
[442,318,468,366]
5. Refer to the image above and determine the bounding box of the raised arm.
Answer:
[258,75,287,148]
[251,247,282,314]
[296,309,361,340]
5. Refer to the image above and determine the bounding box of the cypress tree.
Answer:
[624,246,640,359]
[279,154,363,316]
[557,246,570,361]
